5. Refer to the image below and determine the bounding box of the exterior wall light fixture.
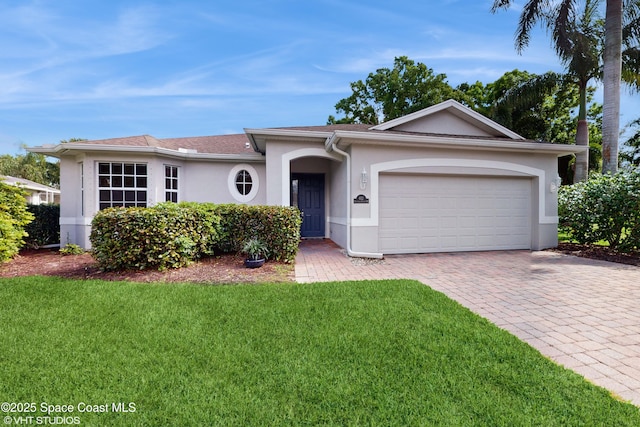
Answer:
[549,175,562,193]
[360,167,368,190]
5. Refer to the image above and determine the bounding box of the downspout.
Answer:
[327,137,383,259]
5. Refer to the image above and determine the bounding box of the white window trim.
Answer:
[96,161,148,210]
[164,164,180,203]
[228,164,259,203]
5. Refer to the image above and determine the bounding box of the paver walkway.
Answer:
[295,239,640,406]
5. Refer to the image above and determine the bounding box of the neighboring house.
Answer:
[0,175,60,205]
[28,99,585,257]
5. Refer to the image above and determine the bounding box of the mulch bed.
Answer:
[552,242,640,267]
[0,248,295,284]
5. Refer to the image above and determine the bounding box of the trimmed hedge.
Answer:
[90,202,301,271]
[24,204,60,248]
[0,182,34,262]
[90,203,220,271]
[559,170,640,251]
[207,203,301,263]
[177,202,302,263]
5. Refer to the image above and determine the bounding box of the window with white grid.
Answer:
[98,162,147,210]
[165,165,179,203]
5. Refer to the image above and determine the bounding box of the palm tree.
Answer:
[558,0,602,181]
[602,0,623,173]
[492,0,640,176]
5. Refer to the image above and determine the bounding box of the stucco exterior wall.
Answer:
[346,142,560,254]
[328,155,348,248]
[58,152,266,249]
[180,160,266,204]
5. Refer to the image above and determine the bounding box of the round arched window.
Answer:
[235,170,252,195]
[228,164,259,202]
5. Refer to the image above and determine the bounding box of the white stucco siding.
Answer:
[346,143,559,254]
[57,152,267,249]
[181,161,266,205]
[393,112,494,136]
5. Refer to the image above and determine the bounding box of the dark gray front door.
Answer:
[292,173,325,238]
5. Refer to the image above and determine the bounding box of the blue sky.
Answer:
[0,0,638,155]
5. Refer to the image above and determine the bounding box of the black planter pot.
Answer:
[244,258,265,268]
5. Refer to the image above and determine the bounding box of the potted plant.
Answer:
[242,238,268,268]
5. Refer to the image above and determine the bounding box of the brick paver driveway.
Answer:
[295,239,640,406]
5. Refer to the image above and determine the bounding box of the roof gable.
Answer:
[369,99,525,140]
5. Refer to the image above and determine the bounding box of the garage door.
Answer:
[379,174,532,254]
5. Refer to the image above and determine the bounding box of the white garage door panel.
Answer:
[379,175,532,253]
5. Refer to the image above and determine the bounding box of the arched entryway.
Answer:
[291,173,325,237]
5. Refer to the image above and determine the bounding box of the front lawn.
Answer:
[1,278,638,425]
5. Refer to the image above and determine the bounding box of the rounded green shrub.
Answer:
[24,204,60,248]
[559,170,640,250]
[189,203,302,263]
[90,203,221,271]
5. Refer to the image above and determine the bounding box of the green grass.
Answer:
[1,278,638,426]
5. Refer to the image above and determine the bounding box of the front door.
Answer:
[292,173,325,238]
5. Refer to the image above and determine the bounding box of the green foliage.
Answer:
[559,170,640,250]
[197,203,302,263]
[242,237,269,260]
[59,244,84,255]
[90,202,301,271]
[621,117,640,167]
[0,149,60,188]
[328,56,464,124]
[0,181,34,262]
[90,203,221,271]
[330,58,603,177]
[24,204,60,248]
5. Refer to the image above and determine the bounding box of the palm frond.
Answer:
[516,0,552,52]
[622,47,640,90]
[553,0,578,57]
[496,71,562,110]
[490,0,515,13]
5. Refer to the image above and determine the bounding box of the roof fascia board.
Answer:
[27,144,264,162]
[245,128,334,154]
[370,99,525,140]
[331,130,587,156]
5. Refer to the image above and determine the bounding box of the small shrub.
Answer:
[242,238,269,260]
[0,182,34,262]
[24,204,60,248]
[59,244,84,256]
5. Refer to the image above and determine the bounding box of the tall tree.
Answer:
[331,60,595,166]
[560,0,602,181]
[0,151,59,188]
[602,0,624,173]
[458,69,596,142]
[328,56,463,124]
[492,0,640,176]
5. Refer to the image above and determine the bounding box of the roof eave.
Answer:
[244,128,334,153]
[27,144,264,162]
[330,130,588,156]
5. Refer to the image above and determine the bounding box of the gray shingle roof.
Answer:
[68,134,254,155]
